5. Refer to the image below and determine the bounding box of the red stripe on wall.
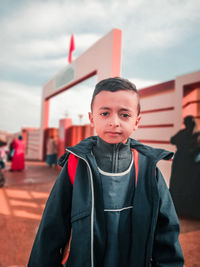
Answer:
[137,140,171,144]
[182,100,200,109]
[141,106,174,114]
[139,124,174,128]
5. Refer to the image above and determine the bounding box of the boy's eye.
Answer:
[120,113,130,118]
[100,112,109,116]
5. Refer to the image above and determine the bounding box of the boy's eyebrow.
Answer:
[99,107,111,110]
[99,107,132,112]
[119,108,131,112]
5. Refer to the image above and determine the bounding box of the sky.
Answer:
[0,0,200,133]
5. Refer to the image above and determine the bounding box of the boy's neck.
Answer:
[92,136,132,173]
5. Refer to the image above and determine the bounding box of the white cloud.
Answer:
[1,1,105,38]
[1,34,100,60]
[123,0,200,54]
[0,81,41,133]
[1,0,199,75]
[2,0,199,51]
[0,33,100,73]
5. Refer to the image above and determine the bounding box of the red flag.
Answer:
[68,34,75,63]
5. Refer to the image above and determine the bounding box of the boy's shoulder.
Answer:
[57,136,97,166]
[129,138,173,162]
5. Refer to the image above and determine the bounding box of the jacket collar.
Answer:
[58,136,173,167]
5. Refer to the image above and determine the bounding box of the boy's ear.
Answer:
[133,115,141,130]
[88,112,94,127]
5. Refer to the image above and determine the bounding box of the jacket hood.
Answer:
[129,138,173,161]
[58,136,173,167]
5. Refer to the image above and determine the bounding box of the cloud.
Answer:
[124,0,200,54]
[1,0,199,80]
[0,1,105,38]
[0,33,100,75]
[2,0,199,57]
[0,81,41,132]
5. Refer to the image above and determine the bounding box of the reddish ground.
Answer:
[0,161,199,266]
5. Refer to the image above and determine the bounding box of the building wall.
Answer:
[182,82,200,128]
[131,81,176,186]
[25,129,41,160]
[131,71,200,186]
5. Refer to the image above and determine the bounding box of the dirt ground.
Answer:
[0,161,199,266]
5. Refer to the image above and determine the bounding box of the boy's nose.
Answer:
[109,115,120,127]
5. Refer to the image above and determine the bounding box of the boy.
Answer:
[28,77,184,266]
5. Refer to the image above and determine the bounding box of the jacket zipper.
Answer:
[112,144,119,172]
[66,149,94,267]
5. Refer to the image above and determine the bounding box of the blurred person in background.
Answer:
[46,136,58,167]
[10,135,25,171]
[0,136,7,187]
[170,115,200,218]
[8,139,15,162]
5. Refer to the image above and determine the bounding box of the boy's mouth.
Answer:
[105,131,122,135]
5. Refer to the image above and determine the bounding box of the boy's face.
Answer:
[89,90,141,144]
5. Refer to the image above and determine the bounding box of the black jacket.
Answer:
[28,137,184,267]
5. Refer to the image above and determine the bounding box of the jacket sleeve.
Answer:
[28,161,72,267]
[151,168,184,267]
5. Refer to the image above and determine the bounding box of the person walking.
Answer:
[0,136,7,187]
[46,136,58,167]
[10,135,25,171]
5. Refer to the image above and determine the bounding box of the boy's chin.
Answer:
[99,136,128,144]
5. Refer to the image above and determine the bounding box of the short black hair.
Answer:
[91,77,140,115]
